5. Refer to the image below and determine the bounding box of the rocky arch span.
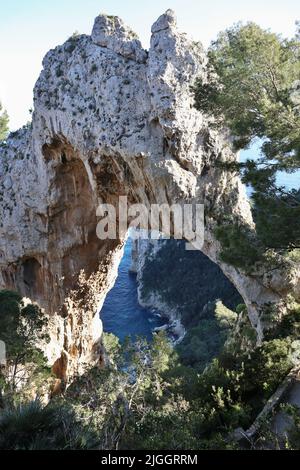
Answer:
[0,10,298,383]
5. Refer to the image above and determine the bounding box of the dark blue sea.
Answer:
[100,237,164,341]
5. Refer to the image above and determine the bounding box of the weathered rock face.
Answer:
[0,10,298,381]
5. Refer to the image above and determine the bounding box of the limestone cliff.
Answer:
[0,10,298,381]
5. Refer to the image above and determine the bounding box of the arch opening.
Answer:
[99,231,246,373]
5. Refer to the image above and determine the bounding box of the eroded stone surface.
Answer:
[0,10,298,381]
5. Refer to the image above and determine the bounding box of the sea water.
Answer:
[100,237,165,341]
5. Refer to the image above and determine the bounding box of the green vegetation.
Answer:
[1,288,298,450]
[65,33,81,54]
[0,325,295,450]
[194,22,300,264]
[282,404,300,449]
[140,239,242,325]
[0,102,9,141]
[1,19,300,450]
[214,224,265,271]
[140,239,242,369]
[0,400,97,450]
[177,301,237,370]
[0,290,51,404]
[90,64,98,73]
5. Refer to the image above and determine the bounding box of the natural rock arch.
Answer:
[0,10,297,381]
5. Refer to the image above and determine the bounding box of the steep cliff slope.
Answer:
[0,10,298,381]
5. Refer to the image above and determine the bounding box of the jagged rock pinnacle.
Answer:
[92,13,147,62]
[0,11,295,381]
[151,9,177,33]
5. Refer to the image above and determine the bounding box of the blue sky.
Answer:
[0,0,299,129]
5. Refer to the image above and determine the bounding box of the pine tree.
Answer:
[194,22,300,259]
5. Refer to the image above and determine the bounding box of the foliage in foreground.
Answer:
[0,290,51,404]
[1,296,299,450]
[0,400,98,450]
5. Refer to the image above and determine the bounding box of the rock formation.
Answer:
[0,10,298,382]
[132,237,243,329]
